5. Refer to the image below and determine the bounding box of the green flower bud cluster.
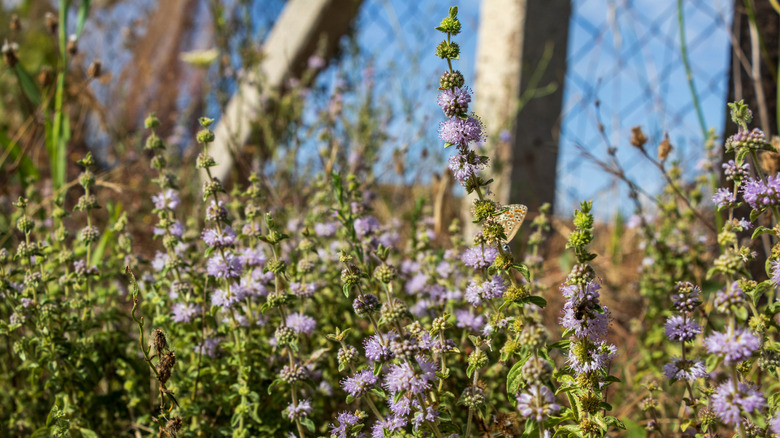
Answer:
[505,285,529,303]
[203,180,223,198]
[145,133,164,150]
[522,356,552,384]
[75,194,99,211]
[79,226,100,244]
[381,299,407,324]
[467,349,488,370]
[435,40,460,60]
[197,153,216,169]
[275,326,296,347]
[144,113,161,129]
[16,216,33,234]
[267,258,287,275]
[439,70,465,89]
[472,199,496,222]
[567,264,595,285]
[373,264,397,283]
[279,363,307,384]
[78,170,95,189]
[458,386,485,409]
[338,345,358,370]
[728,100,753,129]
[437,16,461,35]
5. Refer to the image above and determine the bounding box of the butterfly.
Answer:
[495,204,528,244]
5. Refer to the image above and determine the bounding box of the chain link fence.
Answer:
[557,0,732,215]
[346,0,733,216]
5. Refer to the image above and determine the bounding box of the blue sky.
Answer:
[71,0,733,218]
[298,0,733,217]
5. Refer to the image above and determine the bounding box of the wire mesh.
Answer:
[345,0,733,217]
[557,0,732,216]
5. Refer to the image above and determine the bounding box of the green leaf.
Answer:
[547,339,570,351]
[750,208,763,223]
[14,63,41,106]
[267,378,283,395]
[512,263,530,280]
[602,375,621,383]
[521,296,547,309]
[506,355,530,395]
[301,417,315,433]
[622,419,644,438]
[31,428,50,438]
[752,225,774,239]
[78,427,99,438]
[343,284,351,298]
[91,203,122,266]
[443,142,454,148]
[50,72,68,191]
[0,131,39,188]
[76,0,92,38]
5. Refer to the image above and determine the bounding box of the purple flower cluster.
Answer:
[711,379,765,425]
[152,188,180,210]
[454,309,484,332]
[771,259,780,288]
[704,328,761,365]
[436,86,471,118]
[663,357,705,382]
[560,282,611,342]
[712,188,736,209]
[329,411,362,438]
[438,115,485,146]
[286,312,316,336]
[201,226,237,248]
[447,152,488,186]
[285,399,312,420]
[172,303,198,323]
[723,159,749,181]
[354,216,380,238]
[341,369,379,398]
[383,358,437,395]
[664,315,701,342]
[461,245,498,270]
[364,334,393,363]
[742,174,780,210]
[464,274,506,306]
[206,253,243,278]
[567,341,617,374]
[371,415,407,438]
[516,385,561,422]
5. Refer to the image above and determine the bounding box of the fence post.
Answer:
[207,0,362,184]
[471,0,571,236]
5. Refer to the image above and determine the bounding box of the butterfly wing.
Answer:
[498,204,527,243]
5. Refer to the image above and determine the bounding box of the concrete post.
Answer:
[207,0,362,183]
[472,0,571,228]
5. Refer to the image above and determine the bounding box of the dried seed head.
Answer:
[1,40,19,67]
[157,351,176,386]
[66,34,78,56]
[152,329,168,355]
[163,417,183,437]
[10,15,21,32]
[38,66,54,86]
[45,12,58,35]
[87,60,102,79]
[630,126,648,149]
[657,134,673,162]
